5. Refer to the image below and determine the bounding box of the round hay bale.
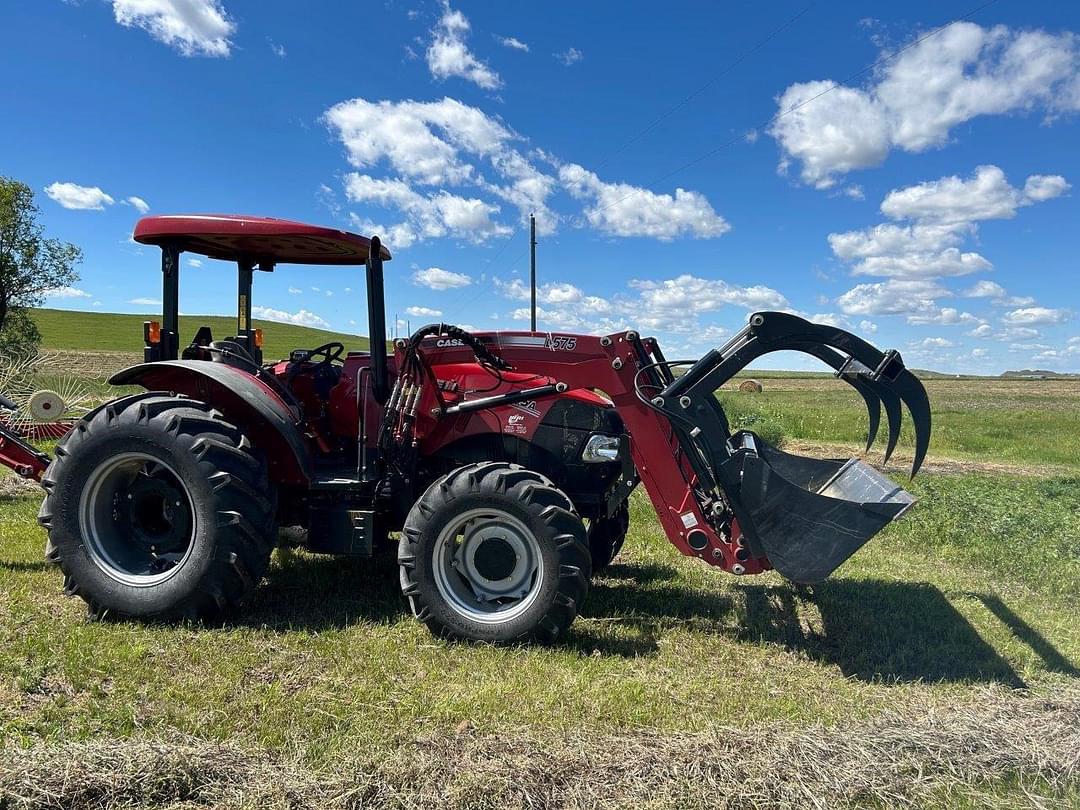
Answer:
[738,379,763,393]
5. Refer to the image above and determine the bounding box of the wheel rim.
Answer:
[432,508,544,624]
[78,452,197,586]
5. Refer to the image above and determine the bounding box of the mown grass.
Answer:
[2,364,1079,806]
[1,465,1078,805]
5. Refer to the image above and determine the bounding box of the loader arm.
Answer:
[414,311,932,583]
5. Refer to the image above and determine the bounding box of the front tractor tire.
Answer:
[39,394,276,622]
[399,462,591,643]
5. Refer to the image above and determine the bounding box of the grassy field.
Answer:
[31,308,370,361]
[721,376,1080,469]
[1,341,1079,807]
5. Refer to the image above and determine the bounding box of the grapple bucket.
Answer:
[652,311,932,583]
[735,436,914,583]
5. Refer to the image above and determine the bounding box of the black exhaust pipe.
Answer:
[366,236,390,403]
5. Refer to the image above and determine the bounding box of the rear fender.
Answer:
[109,361,311,486]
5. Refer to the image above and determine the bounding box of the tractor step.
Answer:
[306,506,376,556]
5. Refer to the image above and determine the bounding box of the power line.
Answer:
[468,4,816,320]
[579,3,814,182]
[586,0,1003,219]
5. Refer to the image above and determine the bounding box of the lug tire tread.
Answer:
[39,393,276,622]
[399,461,590,644]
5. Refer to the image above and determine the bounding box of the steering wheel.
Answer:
[306,341,345,366]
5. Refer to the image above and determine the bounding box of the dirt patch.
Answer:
[2,685,1077,809]
[784,440,1075,478]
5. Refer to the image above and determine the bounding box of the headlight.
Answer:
[582,434,620,463]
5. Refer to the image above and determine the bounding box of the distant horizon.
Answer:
[27,307,1079,377]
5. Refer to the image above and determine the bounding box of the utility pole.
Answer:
[530,213,537,332]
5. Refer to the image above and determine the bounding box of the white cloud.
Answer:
[348,216,420,250]
[44,182,115,210]
[880,165,1069,223]
[559,163,730,240]
[962,280,1006,298]
[288,286,303,295]
[413,266,472,290]
[960,279,1037,307]
[554,47,583,66]
[629,275,789,325]
[268,39,286,58]
[343,173,510,244]
[496,278,615,314]
[811,312,849,328]
[498,272,786,341]
[836,279,949,316]
[426,3,501,89]
[831,166,1068,295]
[323,95,726,245]
[498,36,528,52]
[859,319,878,333]
[129,297,162,307]
[1002,306,1071,325]
[771,23,1080,188]
[123,195,150,213]
[852,247,990,279]
[187,258,202,267]
[251,305,330,330]
[913,337,955,349]
[406,305,444,318]
[968,323,994,338]
[112,0,235,58]
[324,96,555,231]
[773,81,890,189]
[45,286,93,299]
[906,306,983,326]
[1024,174,1072,201]
[998,326,1041,341]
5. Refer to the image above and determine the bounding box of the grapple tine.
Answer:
[734,313,932,477]
[856,379,882,452]
[789,342,882,453]
[865,378,902,466]
[889,370,932,476]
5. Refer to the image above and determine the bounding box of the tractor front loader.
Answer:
[3,215,932,644]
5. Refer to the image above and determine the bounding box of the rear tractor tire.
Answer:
[399,462,591,643]
[38,393,276,622]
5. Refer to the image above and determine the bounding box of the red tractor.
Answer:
[3,215,931,643]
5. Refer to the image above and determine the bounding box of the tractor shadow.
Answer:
[236,548,407,631]
[580,564,1039,685]
[739,580,1028,686]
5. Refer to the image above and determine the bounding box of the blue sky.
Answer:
[5,0,1080,373]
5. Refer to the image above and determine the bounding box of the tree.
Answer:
[0,177,82,354]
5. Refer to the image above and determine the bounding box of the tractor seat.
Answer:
[209,339,257,370]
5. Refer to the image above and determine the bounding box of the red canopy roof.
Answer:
[132,214,392,265]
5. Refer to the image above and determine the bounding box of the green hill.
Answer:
[30,308,370,360]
